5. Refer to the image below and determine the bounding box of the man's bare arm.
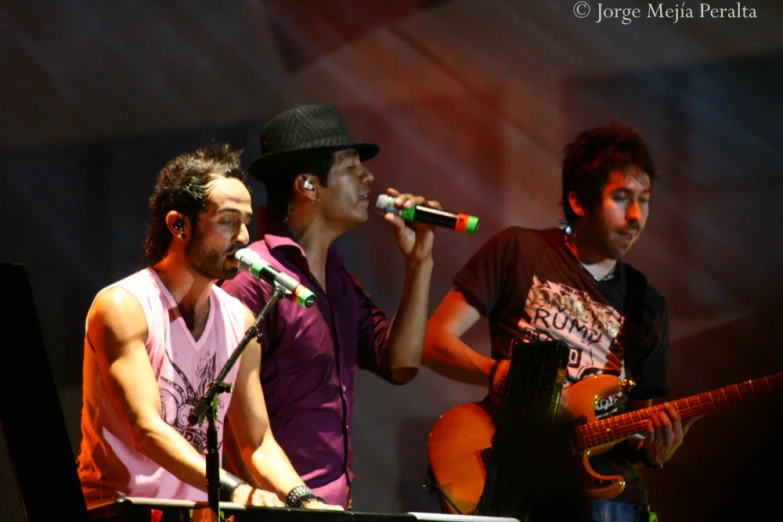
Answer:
[422,288,494,386]
[89,287,214,490]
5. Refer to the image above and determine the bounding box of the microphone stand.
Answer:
[188,283,289,522]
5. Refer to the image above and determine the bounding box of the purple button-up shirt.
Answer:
[220,212,395,507]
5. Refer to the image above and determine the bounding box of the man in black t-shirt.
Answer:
[423,122,699,522]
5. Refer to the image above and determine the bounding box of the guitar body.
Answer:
[564,374,626,501]
[427,402,495,514]
[427,374,632,513]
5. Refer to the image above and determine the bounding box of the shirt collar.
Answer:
[259,207,346,268]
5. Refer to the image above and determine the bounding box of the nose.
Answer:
[626,200,643,222]
[360,164,374,184]
[237,223,250,246]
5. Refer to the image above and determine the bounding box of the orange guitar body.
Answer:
[560,375,627,501]
[427,402,496,514]
[427,374,622,514]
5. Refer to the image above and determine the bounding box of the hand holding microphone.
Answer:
[235,248,315,308]
[375,193,480,234]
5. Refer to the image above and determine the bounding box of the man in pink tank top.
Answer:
[76,142,341,511]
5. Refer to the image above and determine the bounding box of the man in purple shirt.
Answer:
[220,104,440,508]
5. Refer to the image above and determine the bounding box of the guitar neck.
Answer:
[576,371,783,449]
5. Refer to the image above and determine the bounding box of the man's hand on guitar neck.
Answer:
[640,402,702,467]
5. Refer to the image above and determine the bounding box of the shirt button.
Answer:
[342,385,346,392]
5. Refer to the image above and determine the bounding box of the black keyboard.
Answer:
[87,497,520,522]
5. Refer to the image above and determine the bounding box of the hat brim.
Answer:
[248,142,379,183]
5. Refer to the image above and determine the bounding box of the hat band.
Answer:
[297,135,357,148]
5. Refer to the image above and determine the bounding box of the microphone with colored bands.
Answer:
[235,248,316,308]
[375,194,480,234]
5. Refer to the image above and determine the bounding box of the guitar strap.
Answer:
[620,263,648,388]
[619,264,660,522]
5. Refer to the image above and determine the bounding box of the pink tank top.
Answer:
[77,268,246,505]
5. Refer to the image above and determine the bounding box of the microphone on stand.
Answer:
[235,248,316,308]
[375,194,480,234]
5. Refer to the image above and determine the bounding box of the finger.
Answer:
[392,192,413,206]
[649,411,663,429]
[258,488,283,506]
[664,402,681,421]
[665,403,682,439]
[385,213,414,241]
[664,404,683,440]
[248,490,264,506]
[232,484,253,504]
[394,194,426,208]
[643,423,656,453]
[386,187,400,197]
[403,196,426,208]
[258,492,284,507]
[425,199,442,210]
[670,419,683,444]
[250,490,264,506]
[383,212,406,231]
[657,410,675,446]
[647,412,664,446]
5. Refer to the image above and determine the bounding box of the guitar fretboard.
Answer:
[575,371,783,449]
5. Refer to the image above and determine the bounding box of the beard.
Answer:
[579,216,640,261]
[601,226,641,260]
[184,229,239,280]
[605,241,632,260]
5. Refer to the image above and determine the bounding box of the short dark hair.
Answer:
[144,142,245,263]
[561,122,657,226]
[263,152,334,218]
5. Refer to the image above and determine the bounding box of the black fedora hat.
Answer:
[248,104,380,182]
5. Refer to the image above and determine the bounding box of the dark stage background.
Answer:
[1,1,782,521]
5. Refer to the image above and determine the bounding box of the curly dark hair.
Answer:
[144,142,246,263]
[561,122,657,226]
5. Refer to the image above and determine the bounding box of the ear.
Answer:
[165,211,188,238]
[294,174,318,201]
[567,191,586,218]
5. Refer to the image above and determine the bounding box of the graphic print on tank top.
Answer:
[159,350,227,452]
[516,274,627,418]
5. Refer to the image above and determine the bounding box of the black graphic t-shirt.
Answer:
[454,226,670,504]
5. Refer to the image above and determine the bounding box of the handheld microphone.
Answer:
[234,248,316,308]
[375,194,480,234]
